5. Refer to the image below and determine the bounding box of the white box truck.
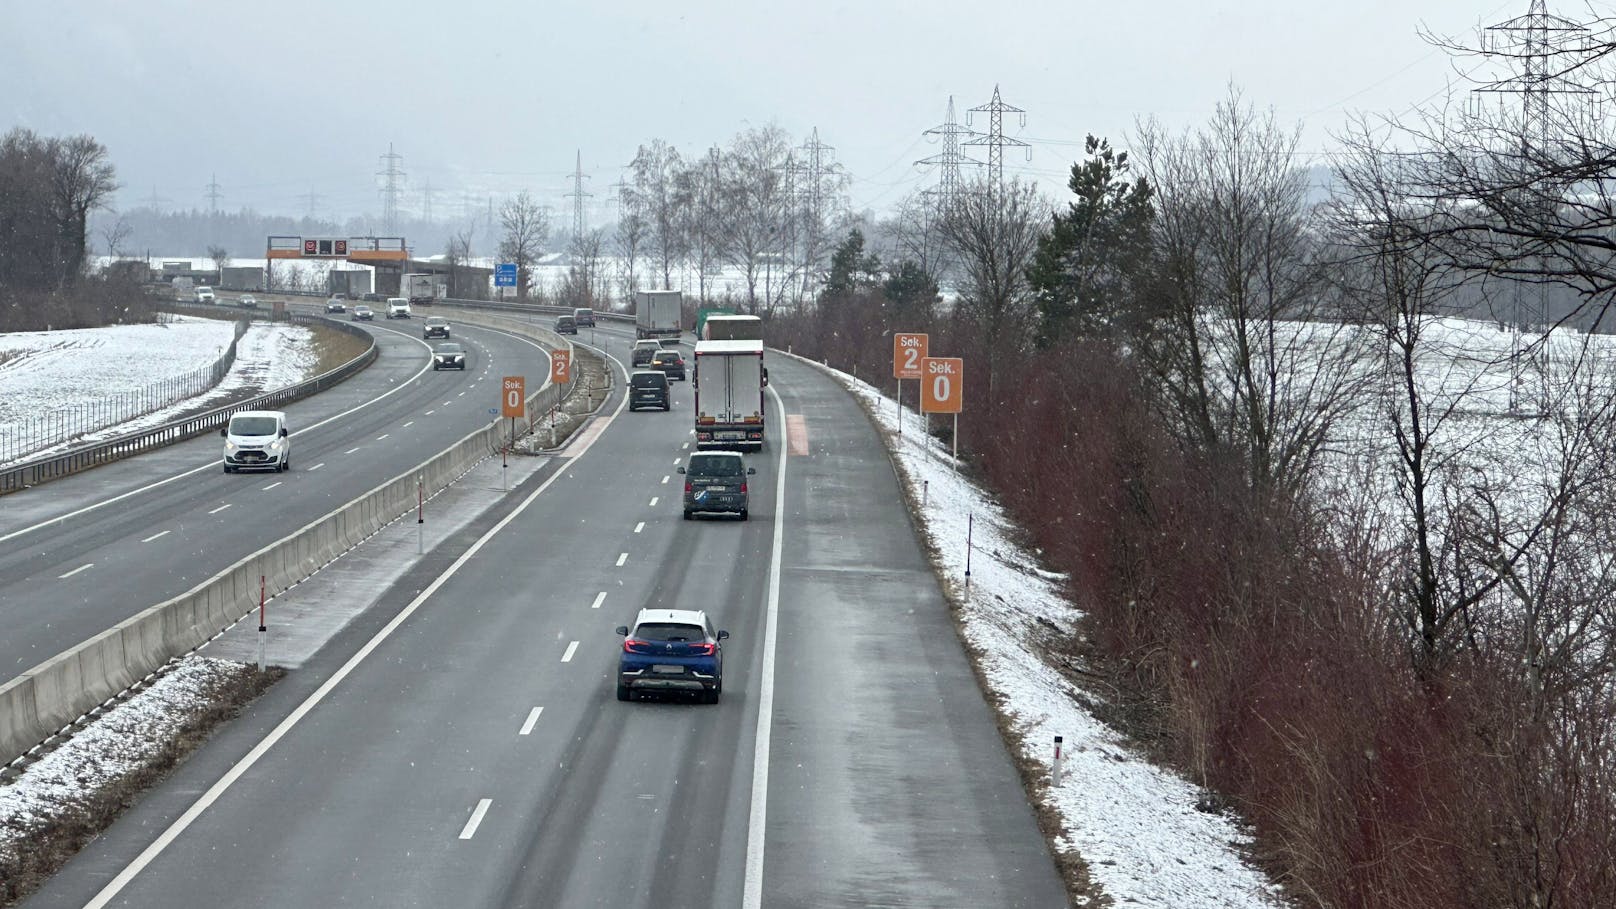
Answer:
[635,290,683,340]
[693,339,767,450]
[404,273,438,306]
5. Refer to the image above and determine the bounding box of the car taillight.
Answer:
[689,642,715,656]
[623,638,653,654]
[740,482,748,494]
[685,481,693,493]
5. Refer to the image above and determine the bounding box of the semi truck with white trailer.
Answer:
[693,339,767,450]
[635,290,683,340]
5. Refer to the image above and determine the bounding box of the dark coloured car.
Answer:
[362,292,387,303]
[555,315,577,335]
[650,348,686,381]
[628,369,670,411]
[631,339,661,368]
[352,305,374,321]
[432,341,467,370]
[325,297,347,313]
[615,608,728,703]
[423,317,451,339]
[573,307,595,327]
[680,451,755,520]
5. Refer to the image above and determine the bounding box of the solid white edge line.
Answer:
[58,563,94,579]
[459,798,492,840]
[590,591,607,610]
[140,531,169,543]
[519,707,543,736]
[615,552,628,567]
[742,383,788,909]
[561,641,579,663]
[81,354,633,909]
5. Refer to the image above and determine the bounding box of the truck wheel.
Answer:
[616,683,631,702]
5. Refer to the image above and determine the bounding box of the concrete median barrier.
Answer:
[1,319,594,767]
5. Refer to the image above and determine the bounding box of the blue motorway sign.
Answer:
[494,263,517,287]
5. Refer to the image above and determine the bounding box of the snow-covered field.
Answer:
[816,358,1288,908]
[0,317,320,467]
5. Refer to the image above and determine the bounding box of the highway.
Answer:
[0,311,554,673]
[16,317,1068,907]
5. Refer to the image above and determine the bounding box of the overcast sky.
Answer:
[4,0,1533,225]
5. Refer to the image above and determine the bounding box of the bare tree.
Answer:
[675,147,725,302]
[613,199,647,305]
[48,134,118,281]
[937,176,1046,381]
[1132,88,1373,501]
[207,244,230,276]
[100,214,131,260]
[499,191,549,299]
[626,140,685,289]
[562,227,609,307]
[717,126,796,315]
[445,224,478,299]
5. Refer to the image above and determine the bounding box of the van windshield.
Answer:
[229,417,278,436]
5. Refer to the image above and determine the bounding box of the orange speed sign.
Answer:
[501,376,526,418]
[893,332,928,379]
[920,357,963,414]
[550,349,572,384]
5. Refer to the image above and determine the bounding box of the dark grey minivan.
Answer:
[679,451,755,520]
[629,370,670,411]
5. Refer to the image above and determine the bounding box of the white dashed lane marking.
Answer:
[591,592,606,610]
[561,641,579,663]
[58,564,93,579]
[519,707,543,736]
[616,553,628,567]
[208,504,231,515]
[459,799,492,840]
[141,531,169,543]
[634,522,645,534]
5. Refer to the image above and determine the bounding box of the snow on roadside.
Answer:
[0,319,320,467]
[0,657,243,858]
[809,357,1287,908]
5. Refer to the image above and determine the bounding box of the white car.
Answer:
[194,286,216,304]
[386,298,411,319]
[221,410,291,473]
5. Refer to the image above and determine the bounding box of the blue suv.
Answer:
[615,609,729,703]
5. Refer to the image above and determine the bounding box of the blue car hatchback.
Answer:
[615,608,729,703]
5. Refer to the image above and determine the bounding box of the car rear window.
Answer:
[687,455,741,476]
[634,623,707,642]
[631,373,665,388]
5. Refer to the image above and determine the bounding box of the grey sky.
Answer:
[5,0,1525,223]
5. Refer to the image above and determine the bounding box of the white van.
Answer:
[386,298,411,319]
[194,286,216,304]
[221,410,291,473]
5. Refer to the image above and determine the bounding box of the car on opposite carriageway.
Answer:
[423,317,451,339]
[432,342,467,370]
[615,608,729,703]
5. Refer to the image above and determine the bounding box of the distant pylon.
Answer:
[204,173,223,215]
[918,96,978,210]
[965,86,1030,195]
[565,150,592,244]
[377,143,406,233]
[299,188,323,220]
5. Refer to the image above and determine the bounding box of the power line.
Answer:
[377,143,406,233]
[965,85,1031,196]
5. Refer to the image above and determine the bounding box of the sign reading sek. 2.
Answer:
[893,332,928,380]
[494,263,518,288]
[501,376,526,418]
[549,350,571,384]
[920,357,963,414]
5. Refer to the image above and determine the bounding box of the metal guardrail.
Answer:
[0,313,377,496]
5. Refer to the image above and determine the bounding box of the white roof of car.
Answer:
[634,608,708,627]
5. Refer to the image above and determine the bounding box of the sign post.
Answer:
[920,357,963,473]
[502,375,525,451]
[549,350,571,447]
[892,332,928,439]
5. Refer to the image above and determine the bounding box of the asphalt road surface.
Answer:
[19,319,1068,908]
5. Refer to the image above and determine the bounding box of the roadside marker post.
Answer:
[257,575,267,673]
[965,513,974,591]
[1052,735,1065,786]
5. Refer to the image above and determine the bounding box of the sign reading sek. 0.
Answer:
[892,332,928,379]
[501,376,526,418]
[920,357,963,414]
[302,238,349,257]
